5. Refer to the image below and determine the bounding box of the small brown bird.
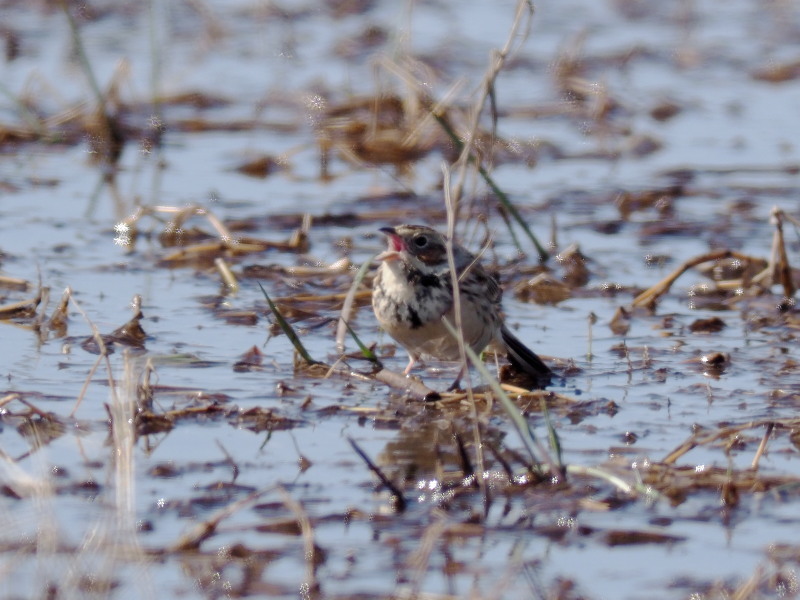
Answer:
[372,224,551,390]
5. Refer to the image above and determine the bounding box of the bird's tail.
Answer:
[500,325,552,388]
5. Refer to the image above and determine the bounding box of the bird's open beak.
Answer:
[376,227,404,261]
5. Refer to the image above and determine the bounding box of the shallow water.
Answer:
[3,1,800,598]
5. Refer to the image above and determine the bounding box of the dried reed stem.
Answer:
[277,485,320,596]
[67,290,120,417]
[750,422,774,470]
[451,0,534,210]
[769,206,795,298]
[631,249,760,309]
[442,163,488,499]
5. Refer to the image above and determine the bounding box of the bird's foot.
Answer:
[446,379,462,392]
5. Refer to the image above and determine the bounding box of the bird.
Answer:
[371,224,552,390]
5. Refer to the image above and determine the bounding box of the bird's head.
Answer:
[376,225,449,272]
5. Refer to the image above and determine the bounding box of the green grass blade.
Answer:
[540,395,563,469]
[566,465,665,502]
[440,318,542,467]
[342,319,382,367]
[336,252,377,353]
[258,283,319,365]
[432,112,549,262]
[59,0,106,109]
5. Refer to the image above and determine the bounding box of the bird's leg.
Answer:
[403,354,418,375]
[446,364,467,391]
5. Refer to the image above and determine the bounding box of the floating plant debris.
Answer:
[3,1,800,598]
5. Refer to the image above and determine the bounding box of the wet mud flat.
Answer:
[3,1,800,598]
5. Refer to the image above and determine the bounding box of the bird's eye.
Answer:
[413,235,428,247]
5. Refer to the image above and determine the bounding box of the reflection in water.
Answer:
[2,0,800,597]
